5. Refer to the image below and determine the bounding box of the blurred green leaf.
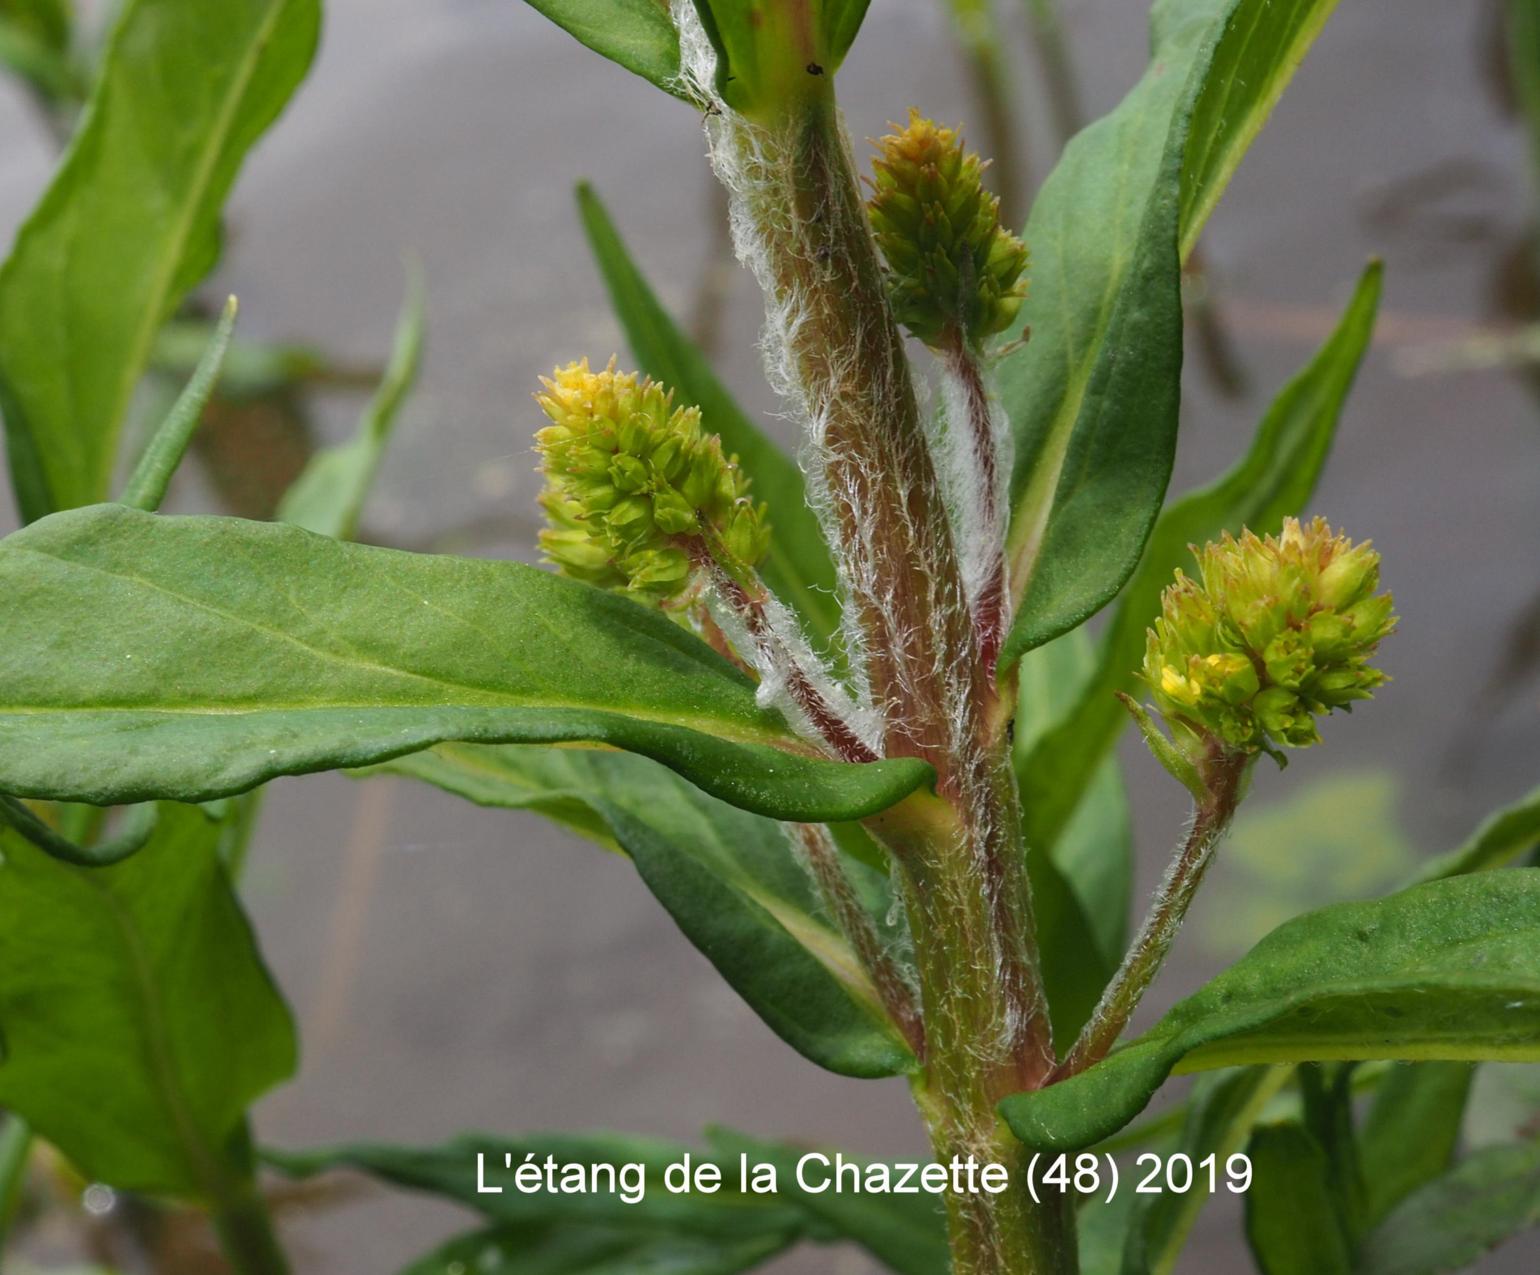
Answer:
[522,0,683,99]
[705,1129,948,1275]
[1000,0,1347,669]
[1406,784,1540,884]
[1001,872,1540,1151]
[271,1133,809,1240]
[0,0,321,521]
[576,185,842,651]
[119,296,239,513]
[400,1221,794,1275]
[1015,627,1132,969]
[0,14,74,103]
[378,746,914,1077]
[1122,1066,1289,1275]
[1358,1063,1474,1226]
[1358,1140,1540,1275]
[1016,263,1381,852]
[0,0,69,48]
[0,803,295,1197]
[1243,1122,1353,1275]
[1196,770,1416,957]
[0,505,931,823]
[278,268,425,539]
[1179,0,1343,259]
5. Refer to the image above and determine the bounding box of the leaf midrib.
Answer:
[82,865,233,1202]
[9,544,793,746]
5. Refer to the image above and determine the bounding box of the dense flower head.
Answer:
[867,110,1029,349]
[534,358,770,601]
[1142,518,1396,756]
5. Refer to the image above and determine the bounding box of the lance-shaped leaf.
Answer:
[1001,872,1540,1151]
[1122,1066,1290,1275]
[1016,263,1381,852]
[0,803,296,1197]
[522,0,684,101]
[378,745,914,1077]
[1358,1062,1474,1226]
[1358,1139,1540,1275]
[400,1221,795,1275]
[1178,0,1344,260]
[271,1134,811,1240]
[278,268,426,539]
[705,1128,948,1275]
[1000,0,1346,668]
[576,185,842,649]
[1244,1122,1353,1275]
[0,0,321,521]
[0,505,928,822]
[1014,627,1132,970]
[1406,784,1540,884]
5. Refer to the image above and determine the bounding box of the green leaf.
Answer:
[1179,0,1343,260]
[522,0,683,100]
[0,0,321,521]
[1358,1140,1540,1275]
[119,295,239,513]
[1030,842,1116,1052]
[1016,262,1382,851]
[1121,1066,1290,1275]
[0,505,929,823]
[0,0,69,49]
[0,14,75,103]
[999,0,1346,669]
[1406,784,1540,884]
[1358,1062,1474,1226]
[576,185,842,650]
[0,803,296,1197]
[1197,771,1416,958]
[270,1133,809,1240]
[1001,872,1540,1151]
[400,1220,794,1275]
[278,267,426,539]
[1014,628,1132,967]
[705,1128,948,1275]
[1243,1123,1353,1275]
[378,746,914,1077]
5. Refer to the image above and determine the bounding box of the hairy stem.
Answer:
[694,549,877,763]
[1058,749,1250,1078]
[942,340,1010,674]
[792,823,925,1055]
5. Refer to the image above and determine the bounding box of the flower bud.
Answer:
[867,111,1029,350]
[534,358,770,601]
[1141,518,1396,758]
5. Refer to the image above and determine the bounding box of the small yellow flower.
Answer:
[533,358,769,601]
[1142,518,1396,757]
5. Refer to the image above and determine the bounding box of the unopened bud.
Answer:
[867,111,1028,350]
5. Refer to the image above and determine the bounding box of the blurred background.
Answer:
[2,0,1538,1270]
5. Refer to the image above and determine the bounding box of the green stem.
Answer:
[1059,749,1250,1078]
[0,1114,33,1249]
[209,1173,289,1275]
